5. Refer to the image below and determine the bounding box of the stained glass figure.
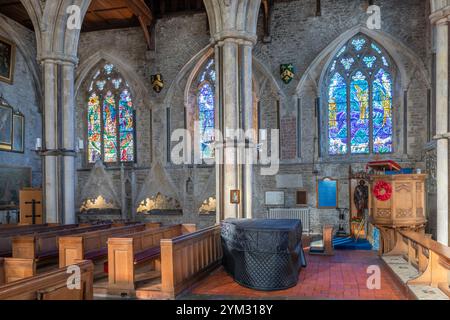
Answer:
[197,59,216,159]
[350,72,369,154]
[86,62,135,164]
[326,34,394,155]
[373,69,393,153]
[328,73,348,155]
[88,93,101,163]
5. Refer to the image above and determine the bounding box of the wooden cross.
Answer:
[24,199,42,225]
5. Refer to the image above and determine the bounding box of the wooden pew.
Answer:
[0,224,78,236]
[0,224,52,233]
[0,258,36,284]
[58,223,154,268]
[158,225,222,299]
[0,224,85,257]
[107,224,196,294]
[11,224,114,263]
[0,260,94,300]
[383,230,450,299]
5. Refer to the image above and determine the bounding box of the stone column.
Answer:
[205,0,261,221]
[435,18,449,246]
[41,57,77,224]
[42,60,59,223]
[241,41,255,218]
[62,63,77,224]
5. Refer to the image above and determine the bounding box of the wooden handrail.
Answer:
[399,231,450,261]
[169,225,219,244]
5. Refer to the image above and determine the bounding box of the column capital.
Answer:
[430,6,450,25]
[39,52,78,66]
[211,31,258,46]
[205,0,261,46]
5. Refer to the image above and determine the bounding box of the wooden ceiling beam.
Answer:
[261,0,273,43]
[125,0,154,49]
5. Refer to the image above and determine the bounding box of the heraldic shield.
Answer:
[280,64,295,84]
[151,74,164,93]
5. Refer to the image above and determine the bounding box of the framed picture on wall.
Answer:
[230,190,240,204]
[317,177,338,209]
[0,36,15,84]
[0,103,13,150]
[12,112,24,153]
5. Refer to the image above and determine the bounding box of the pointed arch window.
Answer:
[87,62,135,164]
[196,59,216,159]
[326,34,393,155]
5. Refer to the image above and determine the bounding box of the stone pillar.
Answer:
[42,60,59,223]
[62,63,77,224]
[241,41,255,218]
[435,18,449,246]
[41,57,77,224]
[205,0,261,221]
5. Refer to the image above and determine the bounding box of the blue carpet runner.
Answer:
[332,237,373,250]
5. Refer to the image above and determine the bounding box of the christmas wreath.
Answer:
[373,180,392,201]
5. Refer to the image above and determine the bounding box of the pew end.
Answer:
[0,258,36,285]
[59,237,84,268]
[12,236,36,260]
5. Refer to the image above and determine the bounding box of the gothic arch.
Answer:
[296,25,430,97]
[20,0,92,62]
[75,51,149,104]
[0,14,42,111]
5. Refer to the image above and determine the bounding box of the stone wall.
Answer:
[0,14,42,188]
[74,0,432,233]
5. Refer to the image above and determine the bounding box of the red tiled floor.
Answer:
[189,250,408,300]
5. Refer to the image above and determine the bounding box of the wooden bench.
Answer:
[0,260,94,300]
[0,224,58,235]
[11,224,114,263]
[107,224,196,294]
[131,225,221,299]
[382,230,450,300]
[0,258,36,284]
[58,223,156,268]
[0,224,88,257]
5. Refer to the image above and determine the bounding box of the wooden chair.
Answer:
[309,225,334,256]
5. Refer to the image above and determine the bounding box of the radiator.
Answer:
[267,208,311,233]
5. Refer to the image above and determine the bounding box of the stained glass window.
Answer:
[197,59,216,159]
[87,62,135,164]
[326,34,394,155]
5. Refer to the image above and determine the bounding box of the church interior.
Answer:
[0,0,449,301]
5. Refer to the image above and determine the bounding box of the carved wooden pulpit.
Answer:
[369,174,427,254]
